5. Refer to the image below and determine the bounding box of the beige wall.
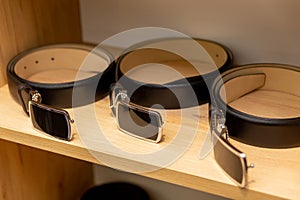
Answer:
[80,0,300,66]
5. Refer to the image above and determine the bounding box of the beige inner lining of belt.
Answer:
[220,67,300,119]
[120,39,228,84]
[14,48,109,83]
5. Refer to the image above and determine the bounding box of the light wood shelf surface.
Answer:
[0,84,299,200]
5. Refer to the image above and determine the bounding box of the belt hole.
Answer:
[51,57,55,61]
[35,60,39,64]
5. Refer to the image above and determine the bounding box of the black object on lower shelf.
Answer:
[81,182,150,200]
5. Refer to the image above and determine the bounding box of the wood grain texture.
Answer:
[0,0,82,86]
[0,139,93,200]
[0,85,299,200]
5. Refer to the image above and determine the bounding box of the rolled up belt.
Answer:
[211,63,300,148]
[7,43,114,108]
[116,38,233,109]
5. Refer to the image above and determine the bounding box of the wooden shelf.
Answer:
[1,84,299,199]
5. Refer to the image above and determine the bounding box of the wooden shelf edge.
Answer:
[0,126,286,200]
[0,126,98,164]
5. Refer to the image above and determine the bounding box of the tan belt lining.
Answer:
[14,48,109,82]
[220,67,300,119]
[120,39,228,81]
[220,74,266,103]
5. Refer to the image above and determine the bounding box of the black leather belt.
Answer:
[211,63,300,148]
[115,38,233,109]
[7,43,114,140]
[7,43,114,108]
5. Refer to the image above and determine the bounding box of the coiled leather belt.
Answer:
[211,63,300,148]
[115,38,233,109]
[7,43,114,108]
